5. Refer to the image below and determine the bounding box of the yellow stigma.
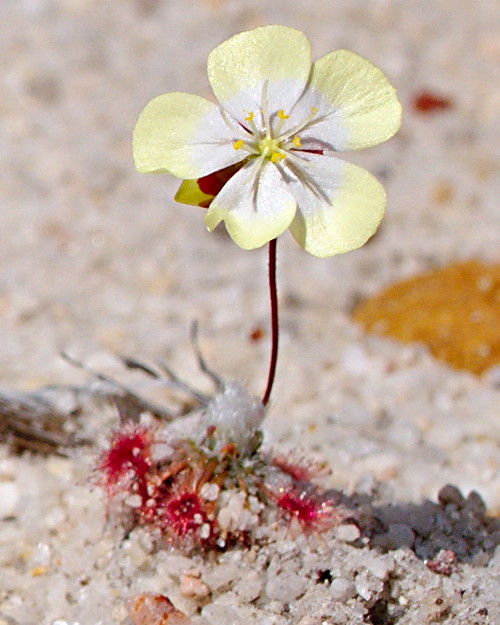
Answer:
[293,135,301,148]
[245,112,254,122]
[233,140,244,150]
[277,110,289,120]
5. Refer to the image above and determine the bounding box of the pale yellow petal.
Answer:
[133,92,242,179]
[295,49,402,151]
[207,25,311,123]
[288,154,386,257]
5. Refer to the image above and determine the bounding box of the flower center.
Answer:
[226,83,319,166]
[257,136,285,163]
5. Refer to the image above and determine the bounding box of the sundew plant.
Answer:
[98,25,401,552]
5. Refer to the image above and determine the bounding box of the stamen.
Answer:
[260,81,271,138]
[219,108,252,139]
[292,136,301,148]
[286,157,332,209]
[244,111,259,136]
[277,106,320,143]
[272,109,290,137]
[239,153,266,189]
[233,140,244,150]
[280,149,309,165]
[270,151,286,163]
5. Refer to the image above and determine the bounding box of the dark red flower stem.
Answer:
[262,238,279,406]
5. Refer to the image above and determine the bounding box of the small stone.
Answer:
[128,593,192,625]
[234,571,263,602]
[355,572,378,601]
[123,539,148,567]
[265,571,305,602]
[329,578,356,603]
[180,571,210,599]
[465,490,487,516]
[124,494,143,509]
[372,524,415,550]
[160,555,194,577]
[199,482,220,501]
[426,549,457,576]
[409,502,437,536]
[365,555,394,580]
[202,563,240,591]
[335,524,361,543]
[438,484,466,508]
[201,600,242,625]
[217,491,250,530]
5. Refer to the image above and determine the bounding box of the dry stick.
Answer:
[262,238,279,406]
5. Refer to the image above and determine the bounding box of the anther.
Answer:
[271,152,286,163]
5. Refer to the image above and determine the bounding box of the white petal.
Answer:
[205,159,297,250]
[133,92,244,179]
[286,152,386,256]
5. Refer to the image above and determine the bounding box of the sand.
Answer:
[0,1,499,623]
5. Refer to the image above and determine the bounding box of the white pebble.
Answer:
[265,571,305,602]
[124,539,148,567]
[200,482,220,501]
[365,555,395,580]
[234,571,263,602]
[159,555,194,577]
[180,572,210,599]
[329,578,357,603]
[124,494,143,509]
[203,563,240,591]
[335,524,361,543]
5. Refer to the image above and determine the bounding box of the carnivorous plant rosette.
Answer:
[133,25,401,257]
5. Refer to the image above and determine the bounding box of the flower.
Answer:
[133,25,401,257]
